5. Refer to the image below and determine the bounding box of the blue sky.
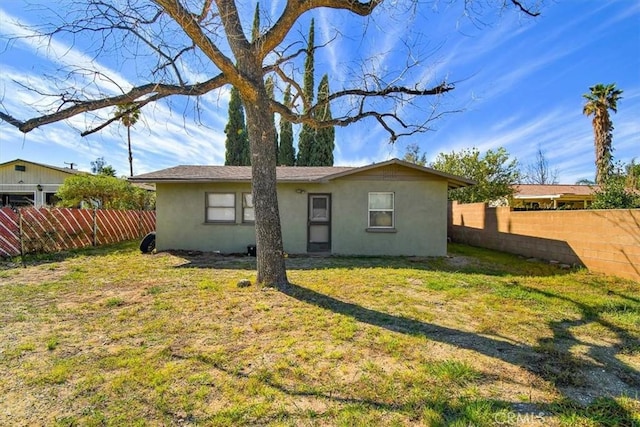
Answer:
[0,0,638,184]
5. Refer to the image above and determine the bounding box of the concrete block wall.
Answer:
[448,202,639,282]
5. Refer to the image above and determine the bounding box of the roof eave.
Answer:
[514,194,562,199]
[448,180,476,190]
[514,194,595,199]
[129,177,331,184]
[1,158,85,175]
[129,178,250,183]
[323,158,475,188]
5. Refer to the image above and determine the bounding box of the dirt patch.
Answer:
[0,262,68,285]
[443,255,474,269]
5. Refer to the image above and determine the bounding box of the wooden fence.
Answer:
[0,207,155,258]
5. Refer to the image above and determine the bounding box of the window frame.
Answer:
[205,192,236,223]
[45,192,60,207]
[367,191,395,229]
[309,194,330,222]
[242,192,255,223]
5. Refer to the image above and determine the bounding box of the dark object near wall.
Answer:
[140,232,156,253]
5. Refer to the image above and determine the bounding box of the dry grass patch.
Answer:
[0,242,638,426]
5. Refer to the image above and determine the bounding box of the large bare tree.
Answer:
[0,0,538,287]
[522,147,559,185]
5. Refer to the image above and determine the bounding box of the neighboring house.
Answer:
[0,159,85,208]
[511,184,598,210]
[130,158,474,257]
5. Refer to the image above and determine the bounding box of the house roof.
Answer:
[0,158,85,175]
[513,184,599,199]
[130,158,475,189]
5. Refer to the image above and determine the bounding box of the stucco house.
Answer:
[510,184,599,210]
[0,159,85,208]
[130,158,474,257]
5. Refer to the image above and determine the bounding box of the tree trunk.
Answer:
[593,114,611,185]
[127,126,134,177]
[244,95,288,288]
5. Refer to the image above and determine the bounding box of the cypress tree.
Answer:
[224,86,250,165]
[278,84,296,166]
[297,19,315,166]
[310,74,334,166]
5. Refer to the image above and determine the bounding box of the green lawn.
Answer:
[0,242,638,426]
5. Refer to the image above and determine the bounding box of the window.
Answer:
[45,193,60,206]
[206,193,235,222]
[310,195,329,221]
[368,192,394,228]
[242,193,255,222]
[15,165,26,172]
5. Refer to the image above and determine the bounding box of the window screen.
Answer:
[368,192,394,228]
[242,193,255,222]
[206,193,235,222]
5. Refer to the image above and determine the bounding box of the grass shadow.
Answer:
[277,281,639,421]
[522,285,640,395]
[169,243,576,278]
[191,356,542,425]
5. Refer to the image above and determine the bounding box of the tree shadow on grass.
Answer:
[197,360,538,425]
[276,281,639,420]
[608,289,640,305]
[169,249,575,278]
[194,354,636,426]
[521,286,640,399]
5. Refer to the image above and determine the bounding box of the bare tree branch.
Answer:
[266,33,339,112]
[259,0,381,59]
[327,83,454,103]
[510,0,540,17]
[154,0,247,92]
[267,81,457,141]
[195,0,215,23]
[215,0,251,61]
[2,75,227,133]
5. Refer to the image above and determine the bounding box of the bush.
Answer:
[56,175,155,210]
[591,177,640,209]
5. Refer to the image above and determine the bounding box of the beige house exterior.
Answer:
[131,159,474,257]
[0,159,84,208]
[510,184,598,210]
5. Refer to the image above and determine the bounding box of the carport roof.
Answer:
[512,184,599,198]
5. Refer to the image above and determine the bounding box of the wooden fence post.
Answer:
[92,208,98,247]
[18,208,26,267]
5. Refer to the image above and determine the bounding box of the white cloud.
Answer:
[0,9,130,97]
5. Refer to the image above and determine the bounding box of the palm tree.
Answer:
[582,83,623,185]
[115,103,141,176]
